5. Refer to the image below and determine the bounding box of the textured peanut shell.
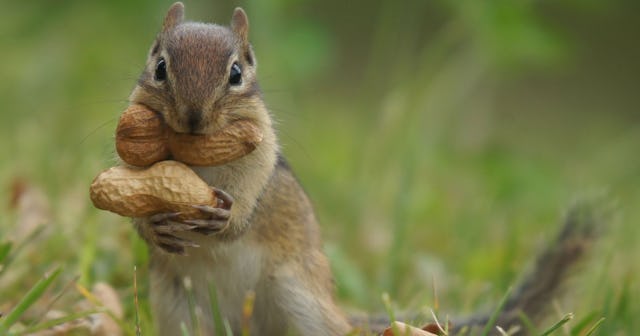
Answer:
[115,104,170,167]
[169,120,263,166]
[115,104,263,167]
[89,160,217,219]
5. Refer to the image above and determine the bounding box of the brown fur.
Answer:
[128,2,350,335]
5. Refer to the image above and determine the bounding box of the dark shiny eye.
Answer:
[155,58,167,81]
[229,62,242,85]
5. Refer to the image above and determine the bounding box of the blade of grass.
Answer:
[180,322,191,336]
[444,315,450,335]
[480,286,513,336]
[241,290,255,336]
[584,317,605,336]
[432,275,439,311]
[540,313,573,336]
[382,292,402,336]
[223,320,233,336]
[0,227,45,278]
[496,326,508,336]
[569,311,597,335]
[208,281,225,336]
[0,266,62,333]
[184,277,202,336]
[518,311,538,335]
[28,274,80,328]
[381,292,396,322]
[78,214,98,286]
[0,242,12,265]
[74,281,130,334]
[429,309,448,335]
[134,266,141,336]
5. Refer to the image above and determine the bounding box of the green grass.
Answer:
[1,1,638,335]
[479,287,513,336]
[0,266,61,334]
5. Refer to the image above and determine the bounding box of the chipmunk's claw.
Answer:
[149,211,199,255]
[156,233,200,255]
[212,187,234,209]
[187,204,231,235]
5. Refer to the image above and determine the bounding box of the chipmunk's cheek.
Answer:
[194,108,225,135]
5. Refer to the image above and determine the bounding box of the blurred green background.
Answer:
[1,0,638,334]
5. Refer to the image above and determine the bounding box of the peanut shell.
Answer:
[169,120,264,166]
[115,104,170,167]
[89,160,217,219]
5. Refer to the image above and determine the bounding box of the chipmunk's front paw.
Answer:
[142,188,233,253]
[184,187,234,235]
[148,212,199,255]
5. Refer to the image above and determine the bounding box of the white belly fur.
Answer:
[151,237,266,335]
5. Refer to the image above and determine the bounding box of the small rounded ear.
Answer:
[163,2,185,32]
[231,7,249,44]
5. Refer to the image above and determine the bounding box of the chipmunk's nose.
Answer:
[187,109,203,134]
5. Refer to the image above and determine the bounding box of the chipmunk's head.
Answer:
[131,2,261,135]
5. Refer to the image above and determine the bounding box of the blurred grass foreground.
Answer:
[1,1,639,334]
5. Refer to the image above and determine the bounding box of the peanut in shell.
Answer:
[89,160,218,219]
[168,120,263,166]
[115,104,170,167]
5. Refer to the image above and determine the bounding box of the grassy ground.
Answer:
[1,1,638,335]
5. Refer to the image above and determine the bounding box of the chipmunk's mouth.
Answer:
[165,109,212,135]
[162,104,228,136]
[187,109,203,134]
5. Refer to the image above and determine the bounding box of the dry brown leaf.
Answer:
[421,321,451,335]
[382,321,438,336]
[9,177,51,241]
[89,282,123,336]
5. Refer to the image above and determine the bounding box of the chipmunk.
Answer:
[126,3,603,335]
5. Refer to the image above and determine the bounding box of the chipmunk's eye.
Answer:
[155,58,167,81]
[229,62,242,86]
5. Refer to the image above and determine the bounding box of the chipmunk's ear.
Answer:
[163,2,184,32]
[231,7,249,44]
